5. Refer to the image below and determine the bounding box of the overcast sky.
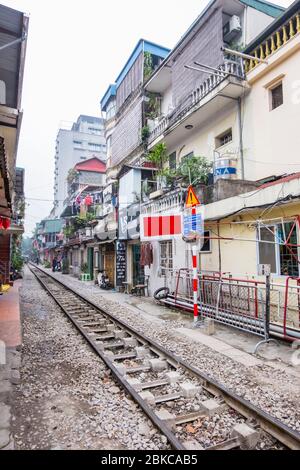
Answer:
[2,0,291,235]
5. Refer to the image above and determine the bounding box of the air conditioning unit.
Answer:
[223,15,241,42]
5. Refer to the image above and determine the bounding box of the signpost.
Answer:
[184,186,203,324]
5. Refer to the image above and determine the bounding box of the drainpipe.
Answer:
[218,94,246,181]
[237,97,245,180]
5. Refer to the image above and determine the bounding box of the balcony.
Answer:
[245,10,300,73]
[141,187,186,215]
[148,61,246,146]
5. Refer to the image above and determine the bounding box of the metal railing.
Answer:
[158,268,300,340]
[147,60,244,144]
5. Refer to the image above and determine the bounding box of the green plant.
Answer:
[44,261,51,269]
[141,125,150,142]
[81,262,89,274]
[147,143,168,174]
[176,155,213,186]
[11,234,23,271]
[67,168,78,184]
[145,93,160,120]
[144,52,153,81]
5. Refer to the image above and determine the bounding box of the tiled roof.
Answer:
[75,157,106,173]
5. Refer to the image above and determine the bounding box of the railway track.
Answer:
[29,263,300,451]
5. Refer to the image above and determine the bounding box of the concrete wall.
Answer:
[243,41,300,182]
[54,122,106,217]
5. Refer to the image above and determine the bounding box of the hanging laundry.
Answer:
[85,194,93,206]
[140,243,153,268]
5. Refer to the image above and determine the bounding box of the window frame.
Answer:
[215,128,233,149]
[159,240,173,276]
[200,230,212,253]
[270,81,283,111]
[257,222,299,276]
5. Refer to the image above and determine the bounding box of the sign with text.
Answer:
[183,206,204,241]
[116,241,127,286]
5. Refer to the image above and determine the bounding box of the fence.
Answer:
[158,269,300,341]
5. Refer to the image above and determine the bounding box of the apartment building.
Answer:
[100,0,284,294]
[53,115,106,217]
[140,0,300,299]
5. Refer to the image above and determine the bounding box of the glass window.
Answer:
[258,222,299,276]
[215,129,232,148]
[169,152,176,170]
[271,83,283,110]
[159,241,173,276]
[201,231,211,253]
[258,226,277,273]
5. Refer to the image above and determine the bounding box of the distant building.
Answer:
[53,115,106,217]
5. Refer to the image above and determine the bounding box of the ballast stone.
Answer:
[149,359,168,372]
[231,423,260,449]
[199,399,226,416]
[180,382,200,398]
[139,391,155,406]
[165,371,181,384]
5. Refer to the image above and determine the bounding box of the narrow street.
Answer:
[8,266,300,450]
[12,267,167,450]
[1,0,300,459]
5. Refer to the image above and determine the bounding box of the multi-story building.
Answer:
[0,4,28,284]
[53,115,106,217]
[98,0,284,293]
[136,0,300,338]
[99,39,170,289]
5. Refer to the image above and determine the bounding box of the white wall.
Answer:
[54,120,107,217]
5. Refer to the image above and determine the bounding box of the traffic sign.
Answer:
[185,186,201,208]
[183,206,204,241]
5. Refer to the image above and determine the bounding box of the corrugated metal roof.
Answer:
[0,4,28,109]
[240,0,285,18]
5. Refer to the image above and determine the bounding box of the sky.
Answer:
[2,0,291,236]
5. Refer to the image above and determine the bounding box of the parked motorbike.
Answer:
[97,271,111,290]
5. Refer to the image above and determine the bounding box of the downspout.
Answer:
[237,97,245,180]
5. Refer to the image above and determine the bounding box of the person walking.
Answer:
[52,257,57,272]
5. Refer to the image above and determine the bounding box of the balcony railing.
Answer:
[141,187,185,215]
[148,60,244,144]
[245,10,300,72]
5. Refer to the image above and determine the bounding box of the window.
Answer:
[159,241,173,276]
[215,129,232,148]
[182,152,194,161]
[88,127,101,134]
[200,231,211,253]
[169,152,176,170]
[258,222,299,276]
[80,157,87,160]
[270,82,283,110]
[73,140,82,145]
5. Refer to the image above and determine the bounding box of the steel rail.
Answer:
[29,263,300,450]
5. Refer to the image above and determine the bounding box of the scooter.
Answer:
[97,271,111,290]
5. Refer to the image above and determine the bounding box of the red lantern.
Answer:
[0,217,3,230]
[2,218,10,230]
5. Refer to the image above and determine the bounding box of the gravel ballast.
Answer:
[45,267,300,434]
[13,268,168,450]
